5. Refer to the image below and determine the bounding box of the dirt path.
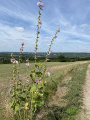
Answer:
[79,64,90,120]
[49,61,89,72]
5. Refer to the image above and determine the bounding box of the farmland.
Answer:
[0,61,89,120]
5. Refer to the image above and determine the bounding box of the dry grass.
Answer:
[0,61,89,120]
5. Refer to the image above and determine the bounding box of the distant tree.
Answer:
[58,55,67,62]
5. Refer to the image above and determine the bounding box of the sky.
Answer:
[0,0,90,52]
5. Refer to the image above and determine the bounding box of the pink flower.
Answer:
[39,20,42,25]
[47,71,51,77]
[15,60,18,64]
[19,75,22,79]
[37,2,41,5]
[39,79,41,82]
[40,3,44,8]
[14,77,17,80]
[11,59,15,63]
[26,62,30,67]
[35,80,38,83]
[58,28,60,32]
[54,35,57,39]
[37,2,44,9]
[21,42,24,47]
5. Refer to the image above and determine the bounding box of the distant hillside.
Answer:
[1,52,90,58]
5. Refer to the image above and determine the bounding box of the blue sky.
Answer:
[0,0,90,52]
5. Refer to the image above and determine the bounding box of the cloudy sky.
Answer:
[0,0,90,52]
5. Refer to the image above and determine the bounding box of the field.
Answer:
[0,61,90,120]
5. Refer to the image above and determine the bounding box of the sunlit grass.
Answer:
[0,61,89,120]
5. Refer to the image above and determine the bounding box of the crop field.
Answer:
[0,61,90,120]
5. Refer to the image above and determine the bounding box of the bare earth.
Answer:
[80,64,90,120]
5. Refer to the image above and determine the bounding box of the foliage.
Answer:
[1,52,90,64]
[37,63,89,120]
[10,0,60,120]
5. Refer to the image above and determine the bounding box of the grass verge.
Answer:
[35,63,89,120]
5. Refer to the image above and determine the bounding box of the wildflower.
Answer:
[15,60,18,64]
[26,59,29,62]
[35,80,38,83]
[14,77,17,81]
[21,42,24,47]
[11,58,15,63]
[12,60,18,64]
[37,2,44,9]
[47,71,50,77]
[54,35,57,39]
[39,79,41,82]
[39,20,42,25]
[37,2,41,5]
[19,75,22,79]
[40,2,44,9]
[26,80,29,83]
[26,62,30,67]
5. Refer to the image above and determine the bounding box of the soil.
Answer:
[48,75,72,107]
[79,64,90,120]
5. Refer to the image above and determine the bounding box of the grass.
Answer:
[0,61,89,120]
[0,62,72,78]
[35,62,89,120]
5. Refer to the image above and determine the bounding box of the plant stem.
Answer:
[34,0,42,73]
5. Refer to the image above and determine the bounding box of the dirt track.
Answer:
[79,64,90,120]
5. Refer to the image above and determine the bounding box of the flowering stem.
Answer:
[43,29,60,75]
[34,0,42,71]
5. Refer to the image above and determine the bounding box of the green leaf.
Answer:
[11,100,16,109]
[38,101,44,107]
[36,71,42,77]
[14,104,20,114]
[25,102,29,107]
[30,84,36,93]
[31,100,35,104]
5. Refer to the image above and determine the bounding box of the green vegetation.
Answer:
[35,62,89,120]
[0,62,89,120]
[1,52,90,64]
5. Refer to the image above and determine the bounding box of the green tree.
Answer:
[58,55,67,62]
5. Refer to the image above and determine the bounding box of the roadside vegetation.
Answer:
[0,61,89,120]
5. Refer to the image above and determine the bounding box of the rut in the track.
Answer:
[79,64,90,120]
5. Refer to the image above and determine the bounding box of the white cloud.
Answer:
[80,24,89,28]
[14,27,24,32]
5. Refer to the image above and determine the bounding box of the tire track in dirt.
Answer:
[79,64,90,120]
[49,61,89,72]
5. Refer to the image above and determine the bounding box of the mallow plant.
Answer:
[10,0,60,120]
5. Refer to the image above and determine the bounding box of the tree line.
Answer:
[0,54,90,64]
